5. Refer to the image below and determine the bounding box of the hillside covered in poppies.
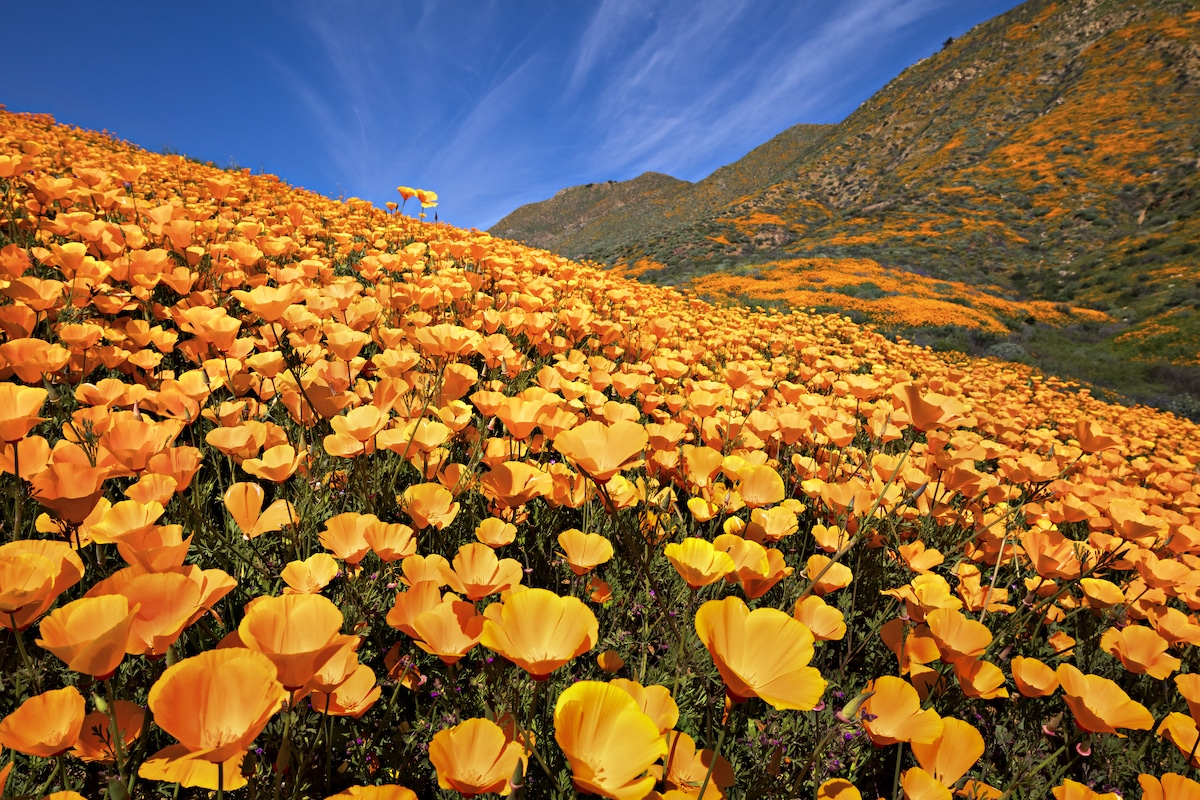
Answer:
[492,0,1200,414]
[1,102,1200,800]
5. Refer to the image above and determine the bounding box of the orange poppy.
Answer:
[319,512,378,565]
[1099,624,1180,679]
[386,580,445,639]
[806,554,853,596]
[553,419,647,484]
[365,521,419,561]
[608,679,679,735]
[281,553,340,594]
[428,717,526,797]
[1056,663,1153,736]
[223,482,296,539]
[655,729,735,798]
[309,663,381,718]
[0,383,46,443]
[597,649,625,673]
[736,464,785,508]
[694,596,826,710]
[1139,773,1200,800]
[72,700,145,762]
[1050,779,1120,800]
[664,538,735,590]
[1010,656,1059,698]
[148,648,286,762]
[481,587,599,679]
[954,658,1009,700]
[860,676,944,746]
[793,595,847,641]
[910,716,984,786]
[925,607,993,663]
[0,537,84,633]
[558,529,614,575]
[442,543,523,601]
[553,680,668,800]
[899,767,951,800]
[475,517,518,548]
[817,779,862,800]
[411,597,486,664]
[238,593,352,690]
[115,523,193,572]
[0,686,85,757]
[241,443,306,483]
[1159,713,1200,767]
[37,594,138,679]
[401,482,460,530]
[113,571,203,656]
[323,786,418,800]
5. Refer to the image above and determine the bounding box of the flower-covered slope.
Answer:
[1,107,1200,798]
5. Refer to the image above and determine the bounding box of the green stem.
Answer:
[696,703,730,800]
[891,742,905,800]
[10,613,42,692]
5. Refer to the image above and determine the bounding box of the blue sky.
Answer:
[3,1,1023,231]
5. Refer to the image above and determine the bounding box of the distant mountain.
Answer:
[490,0,1200,408]
[490,123,835,260]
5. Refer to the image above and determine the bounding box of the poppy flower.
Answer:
[553,419,647,484]
[1099,624,1180,679]
[860,676,944,746]
[954,658,1008,700]
[553,680,668,800]
[1138,773,1200,800]
[387,580,445,639]
[664,538,735,590]
[0,551,55,618]
[401,482,460,530]
[324,787,418,800]
[817,779,862,800]
[597,649,625,673]
[223,482,296,539]
[806,554,853,596]
[1050,780,1120,800]
[608,679,679,735]
[925,607,992,663]
[428,717,526,797]
[115,524,193,572]
[37,594,138,679]
[736,464,785,508]
[1010,656,1059,698]
[238,593,352,690]
[411,597,485,665]
[1159,713,1200,767]
[0,383,46,443]
[0,542,83,631]
[242,444,306,483]
[557,529,614,575]
[899,767,951,800]
[1056,663,1153,736]
[319,512,378,565]
[282,553,340,594]
[366,522,419,561]
[0,686,85,757]
[72,701,145,762]
[309,663,381,718]
[793,595,847,641]
[475,517,518,548]
[481,587,599,679]
[694,596,826,710]
[910,716,984,786]
[148,648,286,762]
[655,729,735,797]
[442,542,523,601]
[113,571,203,656]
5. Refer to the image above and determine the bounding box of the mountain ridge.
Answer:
[489,0,1200,412]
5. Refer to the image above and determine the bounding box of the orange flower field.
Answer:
[1,107,1200,799]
